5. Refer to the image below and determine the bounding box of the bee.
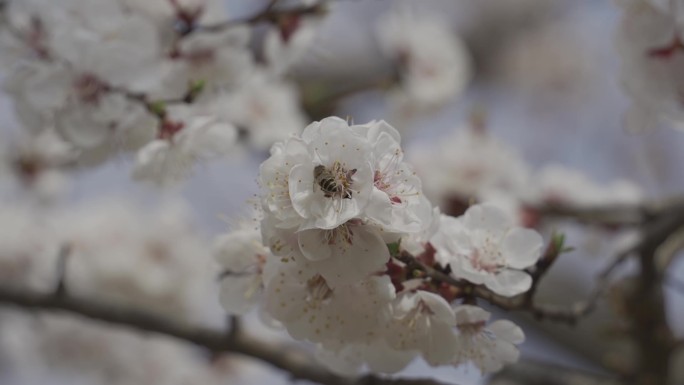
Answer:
[313,164,356,199]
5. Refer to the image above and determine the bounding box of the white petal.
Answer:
[351,119,401,144]
[454,305,490,325]
[463,204,513,236]
[422,322,459,366]
[501,228,543,269]
[415,291,455,324]
[485,269,532,297]
[301,116,349,142]
[310,225,390,287]
[219,274,261,315]
[479,339,520,373]
[289,163,317,219]
[213,230,263,270]
[489,320,525,344]
[364,188,393,227]
[297,228,334,261]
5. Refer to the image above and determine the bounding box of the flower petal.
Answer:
[485,269,532,297]
[309,225,390,287]
[501,228,543,269]
[463,204,513,236]
[489,320,525,344]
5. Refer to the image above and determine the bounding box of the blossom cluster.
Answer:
[0,0,315,185]
[216,117,546,374]
[0,310,240,385]
[0,199,216,321]
[0,198,240,383]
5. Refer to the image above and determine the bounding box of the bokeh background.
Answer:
[1,0,684,384]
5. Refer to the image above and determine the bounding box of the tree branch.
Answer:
[198,1,324,32]
[621,207,684,384]
[531,196,684,227]
[0,285,455,385]
[488,360,624,385]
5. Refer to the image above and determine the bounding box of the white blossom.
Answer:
[264,261,395,345]
[0,312,242,385]
[0,130,74,202]
[0,204,59,291]
[58,200,214,322]
[316,338,416,375]
[452,305,524,373]
[289,117,375,230]
[431,204,543,297]
[132,106,237,185]
[262,11,321,75]
[295,220,389,287]
[215,225,272,315]
[352,120,433,234]
[526,164,644,207]
[376,7,471,109]
[214,73,306,150]
[616,0,684,131]
[409,126,530,210]
[386,290,458,366]
[4,62,157,165]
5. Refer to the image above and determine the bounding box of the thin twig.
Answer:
[532,196,684,227]
[198,1,324,32]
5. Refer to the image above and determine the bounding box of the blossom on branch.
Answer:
[213,116,535,375]
[432,204,543,297]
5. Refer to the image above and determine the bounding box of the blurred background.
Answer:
[1,0,684,384]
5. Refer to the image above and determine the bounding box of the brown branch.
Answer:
[621,208,684,384]
[488,359,624,385]
[395,231,636,325]
[0,285,455,385]
[531,196,684,227]
[198,1,325,32]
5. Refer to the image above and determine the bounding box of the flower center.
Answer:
[373,148,420,205]
[73,73,109,104]
[313,161,356,200]
[323,224,354,246]
[468,235,503,273]
[306,274,333,303]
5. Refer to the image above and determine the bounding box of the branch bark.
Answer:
[0,285,455,385]
[532,196,684,227]
[488,360,623,385]
[622,208,684,384]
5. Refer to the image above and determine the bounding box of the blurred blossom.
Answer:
[525,164,644,208]
[57,200,216,322]
[132,105,237,186]
[0,311,245,385]
[375,6,472,124]
[616,0,684,132]
[409,121,530,213]
[0,1,683,385]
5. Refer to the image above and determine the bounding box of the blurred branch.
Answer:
[621,207,684,384]
[53,244,71,297]
[198,1,325,32]
[0,285,457,385]
[531,196,684,227]
[488,360,623,385]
